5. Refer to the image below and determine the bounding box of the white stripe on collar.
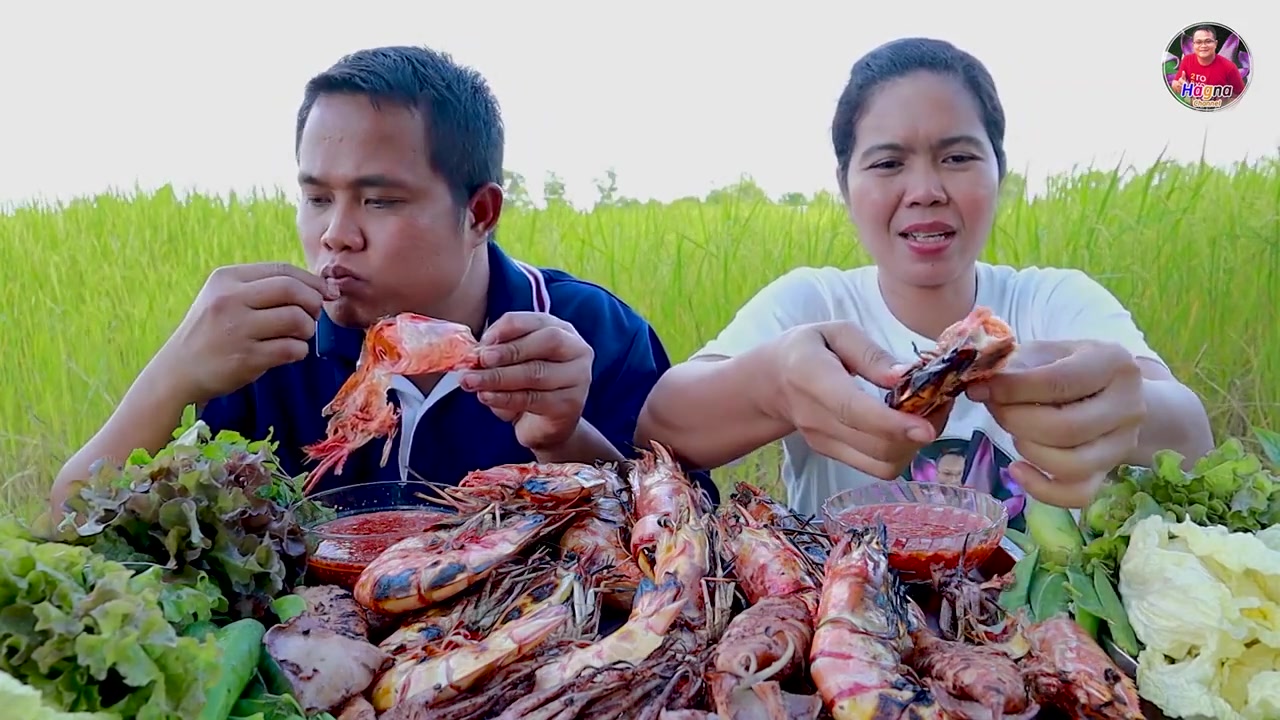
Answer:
[513,259,551,313]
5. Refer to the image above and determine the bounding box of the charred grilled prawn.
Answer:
[904,600,1038,720]
[934,565,1144,719]
[352,503,585,615]
[557,464,645,610]
[1022,615,1144,720]
[648,511,715,646]
[455,461,615,506]
[729,481,830,566]
[886,306,1017,417]
[372,601,573,712]
[531,573,688,691]
[708,500,826,720]
[810,523,947,720]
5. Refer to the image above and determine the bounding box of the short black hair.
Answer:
[296,45,504,208]
[831,38,1007,192]
[1192,26,1218,41]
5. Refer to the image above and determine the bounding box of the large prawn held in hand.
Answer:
[303,313,484,493]
[886,306,1017,417]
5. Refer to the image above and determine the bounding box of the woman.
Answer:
[636,38,1214,520]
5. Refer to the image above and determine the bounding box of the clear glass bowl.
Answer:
[820,481,1008,582]
[299,481,455,589]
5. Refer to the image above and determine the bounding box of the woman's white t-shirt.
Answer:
[692,263,1165,523]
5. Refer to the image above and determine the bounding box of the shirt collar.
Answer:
[315,241,550,364]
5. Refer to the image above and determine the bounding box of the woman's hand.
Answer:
[774,322,951,480]
[966,339,1146,508]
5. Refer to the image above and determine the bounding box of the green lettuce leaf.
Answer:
[0,536,221,717]
[1080,437,1280,577]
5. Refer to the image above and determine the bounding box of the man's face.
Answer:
[936,453,966,485]
[1193,30,1217,61]
[296,93,492,329]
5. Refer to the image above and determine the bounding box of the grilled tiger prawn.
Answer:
[649,511,714,643]
[903,600,1037,720]
[935,568,1144,719]
[886,306,1016,417]
[370,559,587,712]
[708,502,826,720]
[729,481,830,565]
[629,441,711,567]
[1022,615,1144,720]
[557,465,644,610]
[372,600,574,712]
[456,461,614,506]
[532,574,687,691]
[303,313,483,492]
[810,523,946,720]
[353,504,584,615]
[729,482,806,529]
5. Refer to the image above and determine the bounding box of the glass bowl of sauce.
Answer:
[299,481,454,590]
[821,481,1008,583]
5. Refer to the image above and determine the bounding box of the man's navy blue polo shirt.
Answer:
[198,241,719,504]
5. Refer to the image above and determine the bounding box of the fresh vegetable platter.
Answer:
[0,408,337,720]
[4,404,1278,720]
[1002,430,1280,720]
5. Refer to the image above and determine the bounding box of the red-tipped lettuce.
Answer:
[41,406,321,621]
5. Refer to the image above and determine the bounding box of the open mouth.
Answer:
[900,231,955,245]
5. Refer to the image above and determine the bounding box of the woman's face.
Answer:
[842,71,1000,290]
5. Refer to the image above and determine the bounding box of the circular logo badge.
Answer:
[1164,23,1252,111]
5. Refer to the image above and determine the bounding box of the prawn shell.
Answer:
[712,594,814,682]
[886,346,980,416]
[908,631,1034,716]
[810,525,947,720]
[353,511,575,615]
[301,313,482,493]
[885,306,1017,417]
[377,602,572,711]
[1023,615,1144,719]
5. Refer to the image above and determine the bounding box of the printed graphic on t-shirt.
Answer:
[899,430,1026,532]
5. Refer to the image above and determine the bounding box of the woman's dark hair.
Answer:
[832,38,1007,192]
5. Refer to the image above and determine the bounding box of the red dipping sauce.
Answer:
[837,502,1002,582]
[306,509,447,589]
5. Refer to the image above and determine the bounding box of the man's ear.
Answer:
[464,182,504,246]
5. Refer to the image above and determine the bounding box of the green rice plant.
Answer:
[2,158,1276,519]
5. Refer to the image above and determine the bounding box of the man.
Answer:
[934,451,966,486]
[51,45,717,508]
[1170,26,1245,106]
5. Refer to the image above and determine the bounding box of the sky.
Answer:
[1,1,1276,209]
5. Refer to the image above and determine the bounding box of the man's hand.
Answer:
[460,312,594,452]
[966,339,1146,508]
[159,262,336,403]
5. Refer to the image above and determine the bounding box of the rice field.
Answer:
[2,158,1278,519]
